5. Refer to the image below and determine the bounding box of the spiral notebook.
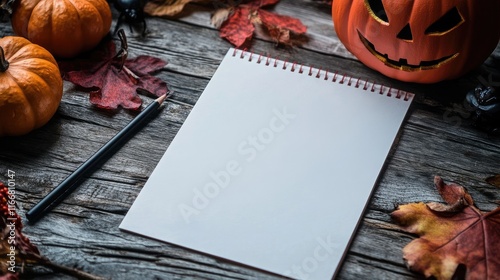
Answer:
[120,48,413,279]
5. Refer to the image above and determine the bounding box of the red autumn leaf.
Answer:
[58,36,168,111]
[258,9,307,44]
[219,7,255,48]
[391,176,500,280]
[258,9,307,34]
[218,0,307,48]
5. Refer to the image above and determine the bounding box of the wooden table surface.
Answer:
[1,1,500,279]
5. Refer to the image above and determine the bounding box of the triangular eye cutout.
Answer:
[365,0,389,24]
[425,7,464,35]
[397,24,413,41]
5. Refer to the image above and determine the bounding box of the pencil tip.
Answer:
[156,94,167,105]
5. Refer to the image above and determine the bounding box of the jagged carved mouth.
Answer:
[357,30,458,71]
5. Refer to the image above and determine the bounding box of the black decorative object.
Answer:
[114,0,147,37]
[464,84,500,135]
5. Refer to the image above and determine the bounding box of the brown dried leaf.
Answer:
[144,0,196,17]
[391,176,500,280]
[211,7,232,29]
[486,174,500,187]
[427,176,473,213]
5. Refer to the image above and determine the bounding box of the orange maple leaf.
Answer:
[391,176,500,280]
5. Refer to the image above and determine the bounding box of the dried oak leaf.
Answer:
[144,0,208,17]
[486,174,500,187]
[218,0,307,47]
[58,37,168,111]
[391,176,500,280]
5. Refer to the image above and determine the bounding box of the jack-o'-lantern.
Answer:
[332,0,500,83]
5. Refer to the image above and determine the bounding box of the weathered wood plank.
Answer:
[0,0,499,279]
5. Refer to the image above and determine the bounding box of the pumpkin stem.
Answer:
[0,47,9,72]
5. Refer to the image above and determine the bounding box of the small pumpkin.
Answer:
[332,0,500,83]
[0,36,63,137]
[11,0,112,58]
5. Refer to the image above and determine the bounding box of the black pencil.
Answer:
[26,94,168,223]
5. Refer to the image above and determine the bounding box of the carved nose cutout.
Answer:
[397,23,413,41]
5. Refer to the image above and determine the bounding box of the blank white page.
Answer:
[120,48,413,280]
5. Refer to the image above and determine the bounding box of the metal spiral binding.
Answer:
[232,48,413,101]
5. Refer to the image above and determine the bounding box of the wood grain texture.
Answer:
[1,0,500,279]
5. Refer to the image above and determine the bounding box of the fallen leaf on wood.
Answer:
[144,0,208,16]
[143,0,307,47]
[0,182,104,279]
[257,9,307,46]
[486,174,500,187]
[58,31,169,111]
[391,176,500,280]
[210,6,232,28]
[219,6,255,47]
[219,0,307,47]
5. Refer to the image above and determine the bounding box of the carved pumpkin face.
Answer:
[332,0,500,83]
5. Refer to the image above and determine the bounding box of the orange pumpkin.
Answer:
[332,0,500,83]
[11,0,112,58]
[0,36,63,137]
